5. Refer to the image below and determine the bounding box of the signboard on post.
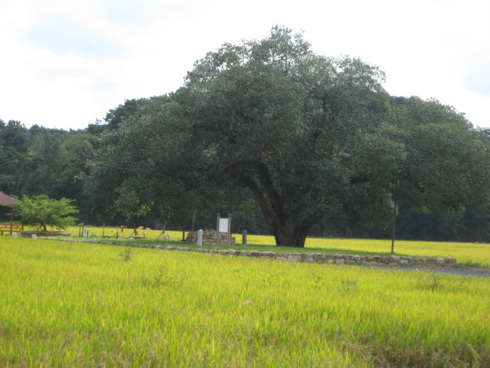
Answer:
[219,218,229,233]
[216,213,232,248]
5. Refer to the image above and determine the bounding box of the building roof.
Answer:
[0,192,18,206]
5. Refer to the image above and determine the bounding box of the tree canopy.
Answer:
[173,27,396,247]
[84,26,490,247]
[375,96,490,251]
[11,195,78,232]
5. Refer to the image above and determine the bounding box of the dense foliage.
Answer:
[11,194,78,231]
[1,26,489,244]
[0,120,95,221]
[85,26,490,247]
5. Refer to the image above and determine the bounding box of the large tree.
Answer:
[85,26,489,247]
[176,26,393,246]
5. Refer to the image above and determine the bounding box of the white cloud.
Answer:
[1,0,489,129]
[22,11,125,60]
[103,0,152,27]
[465,66,490,98]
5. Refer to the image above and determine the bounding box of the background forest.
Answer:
[1,116,488,243]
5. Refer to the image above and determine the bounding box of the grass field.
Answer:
[56,225,490,266]
[1,236,489,367]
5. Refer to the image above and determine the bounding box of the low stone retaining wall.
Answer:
[38,237,457,266]
[20,231,71,237]
[184,230,236,246]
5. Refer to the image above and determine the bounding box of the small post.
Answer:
[391,200,397,254]
[197,229,203,246]
[216,213,220,246]
[242,230,247,245]
[227,213,232,248]
[9,208,14,235]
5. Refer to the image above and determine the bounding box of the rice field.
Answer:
[1,236,489,367]
[60,226,490,266]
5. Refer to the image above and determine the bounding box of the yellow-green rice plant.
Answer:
[1,237,489,367]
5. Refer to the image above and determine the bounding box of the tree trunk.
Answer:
[271,217,307,247]
[227,161,315,248]
[191,210,197,233]
[182,219,187,241]
[391,201,398,254]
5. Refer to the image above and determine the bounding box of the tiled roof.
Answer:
[0,192,18,206]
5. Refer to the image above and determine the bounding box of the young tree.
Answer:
[11,195,78,231]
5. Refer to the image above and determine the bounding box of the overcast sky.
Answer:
[1,0,489,130]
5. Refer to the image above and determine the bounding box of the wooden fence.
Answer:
[0,224,24,235]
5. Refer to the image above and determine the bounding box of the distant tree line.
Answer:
[0,120,95,222]
[1,115,488,243]
[1,27,489,245]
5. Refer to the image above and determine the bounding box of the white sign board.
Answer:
[219,218,229,233]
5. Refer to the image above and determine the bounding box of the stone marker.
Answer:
[197,229,203,246]
[242,230,247,245]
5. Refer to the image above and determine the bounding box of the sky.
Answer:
[1,0,489,130]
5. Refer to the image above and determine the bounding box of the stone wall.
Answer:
[184,230,236,246]
[20,231,71,237]
[40,237,457,266]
